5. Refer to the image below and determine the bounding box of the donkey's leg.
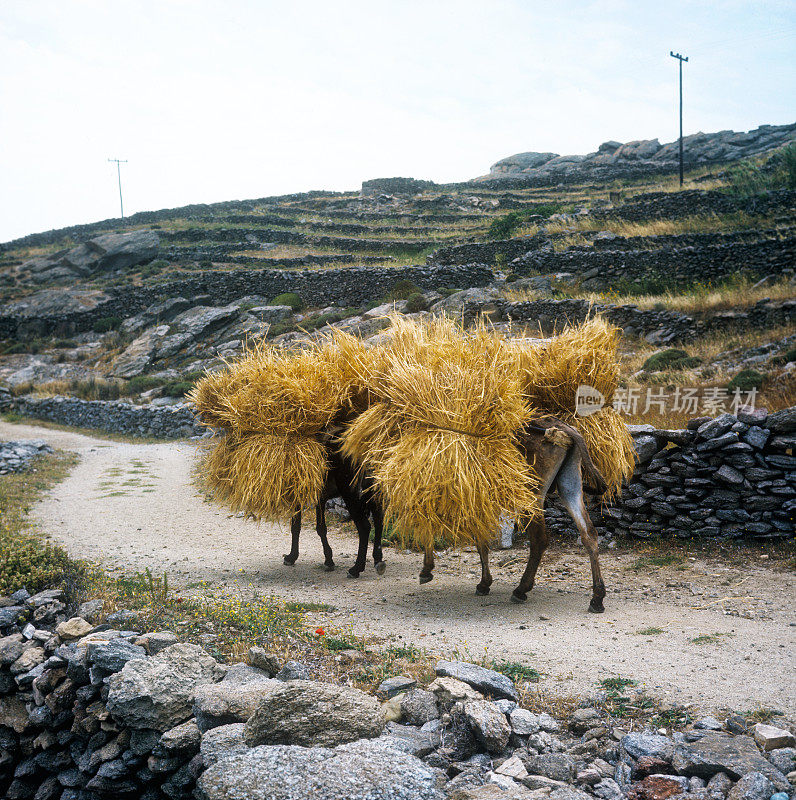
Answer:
[419,547,435,584]
[556,451,606,613]
[283,508,301,565]
[475,542,493,596]
[316,502,335,571]
[340,488,371,578]
[371,503,386,575]
[511,513,549,603]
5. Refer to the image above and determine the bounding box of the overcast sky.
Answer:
[1,1,794,242]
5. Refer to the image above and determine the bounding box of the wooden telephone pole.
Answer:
[108,158,128,218]
[670,52,688,186]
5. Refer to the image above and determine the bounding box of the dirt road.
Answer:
[4,419,794,716]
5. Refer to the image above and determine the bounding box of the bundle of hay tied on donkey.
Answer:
[189,313,636,612]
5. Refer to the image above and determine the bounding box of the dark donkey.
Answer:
[418,415,609,613]
[282,429,386,579]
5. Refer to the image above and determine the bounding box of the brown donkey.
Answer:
[418,415,609,613]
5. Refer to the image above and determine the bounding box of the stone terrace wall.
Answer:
[550,408,795,542]
[429,236,548,266]
[512,238,796,288]
[0,263,494,339]
[13,396,203,439]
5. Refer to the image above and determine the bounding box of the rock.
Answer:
[400,688,439,726]
[197,739,439,800]
[199,723,249,768]
[435,660,518,701]
[767,748,796,776]
[106,643,225,731]
[726,771,775,800]
[594,778,624,800]
[428,676,484,708]
[379,722,439,758]
[570,708,602,734]
[274,659,311,681]
[463,700,511,754]
[193,666,279,731]
[0,606,28,629]
[105,609,139,626]
[752,724,795,751]
[672,733,790,790]
[378,675,417,698]
[766,407,796,433]
[706,771,734,800]
[134,631,179,655]
[88,639,147,672]
[243,680,385,748]
[76,600,104,624]
[157,720,201,755]
[523,753,577,782]
[0,634,24,665]
[628,775,690,800]
[10,646,45,674]
[247,305,294,323]
[622,733,675,762]
[110,325,169,378]
[382,694,403,723]
[364,300,408,318]
[247,647,280,676]
[695,717,725,731]
[509,708,541,735]
[0,695,29,733]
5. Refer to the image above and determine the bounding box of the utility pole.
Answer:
[108,158,128,218]
[669,52,688,186]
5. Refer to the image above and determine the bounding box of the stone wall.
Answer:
[0,263,494,339]
[429,236,548,267]
[12,396,203,439]
[548,408,795,542]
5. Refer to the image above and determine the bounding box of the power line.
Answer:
[108,158,127,218]
[670,52,688,186]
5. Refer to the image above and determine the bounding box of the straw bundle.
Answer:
[512,316,636,496]
[342,316,540,551]
[190,340,366,519]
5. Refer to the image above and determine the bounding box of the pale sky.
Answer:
[1,1,794,242]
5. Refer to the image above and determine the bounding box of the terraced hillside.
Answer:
[0,145,794,428]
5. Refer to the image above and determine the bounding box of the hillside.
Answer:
[0,137,793,431]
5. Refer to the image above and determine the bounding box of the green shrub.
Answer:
[388,280,423,301]
[727,369,765,391]
[771,347,796,366]
[505,272,521,283]
[643,349,701,372]
[436,286,458,297]
[93,316,122,333]
[270,292,304,311]
[405,292,428,313]
[127,375,163,395]
[487,212,524,240]
[161,381,194,397]
[725,143,796,196]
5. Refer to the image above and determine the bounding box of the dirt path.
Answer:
[4,420,794,716]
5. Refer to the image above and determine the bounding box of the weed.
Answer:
[744,707,784,723]
[491,660,541,683]
[270,292,304,311]
[405,292,428,313]
[727,369,765,392]
[284,601,336,613]
[92,316,122,333]
[388,279,423,301]
[643,349,701,372]
[690,633,733,645]
[385,643,424,662]
[631,553,685,571]
[636,627,664,636]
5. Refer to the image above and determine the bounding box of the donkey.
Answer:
[282,431,386,579]
[418,415,609,613]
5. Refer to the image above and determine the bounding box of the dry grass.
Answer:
[544,210,782,240]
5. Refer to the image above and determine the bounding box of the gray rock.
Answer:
[752,723,795,751]
[379,722,439,758]
[199,723,249,768]
[77,599,104,624]
[134,631,179,655]
[463,700,511,754]
[378,675,418,698]
[243,680,385,748]
[726,771,776,800]
[198,739,439,800]
[593,777,624,800]
[633,435,659,464]
[766,407,796,433]
[88,639,146,672]
[106,643,225,731]
[193,667,279,731]
[672,733,790,790]
[0,634,24,665]
[695,716,725,731]
[247,647,280,676]
[523,753,577,782]
[274,659,311,681]
[509,708,541,736]
[767,748,796,776]
[706,771,734,800]
[0,606,27,629]
[569,707,602,734]
[157,720,201,755]
[621,732,675,762]
[400,689,439,726]
[435,660,518,701]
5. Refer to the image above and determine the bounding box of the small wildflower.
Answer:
[315,627,326,636]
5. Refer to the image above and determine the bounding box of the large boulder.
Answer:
[110,324,169,378]
[672,733,790,790]
[193,664,280,731]
[243,680,385,748]
[106,643,226,731]
[197,739,439,800]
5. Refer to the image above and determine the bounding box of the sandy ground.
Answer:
[4,419,795,716]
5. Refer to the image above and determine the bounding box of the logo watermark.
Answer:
[576,385,758,417]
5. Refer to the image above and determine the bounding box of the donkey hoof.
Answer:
[475,585,490,596]
[347,569,361,579]
[324,563,335,572]
[283,555,297,566]
[510,591,527,604]
[588,600,605,613]
[419,574,433,584]
[375,561,387,576]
